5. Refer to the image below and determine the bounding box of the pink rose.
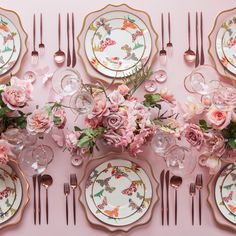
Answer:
[109,90,125,105]
[103,113,125,130]
[199,154,221,175]
[117,84,129,96]
[204,132,226,157]
[27,109,53,135]
[2,86,28,110]
[65,132,80,153]
[103,130,122,146]
[206,106,231,130]
[184,124,204,148]
[88,95,110,119]
[0,140,15,164]
[85,117,99,128]
[53,107,67,129]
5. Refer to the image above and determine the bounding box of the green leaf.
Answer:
[143,93,162,107]
[77,135,91,148]
[199,120,211,131]
[74,126,82,132]
[228,138,236,149]
[53,116,61,125]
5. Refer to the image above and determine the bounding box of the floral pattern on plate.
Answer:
[0,163,22,224]
[221,168,236,216]
[85,10,152,78]
[0,14,21,76]
[215,163,236,224]
[85,159,152,226]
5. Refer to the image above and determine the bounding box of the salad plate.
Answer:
[79,152,159,232]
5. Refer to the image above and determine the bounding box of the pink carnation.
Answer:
[0,140,15,164]
[53,107,67,129]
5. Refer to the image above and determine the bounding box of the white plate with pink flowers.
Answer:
[85,159,152,226]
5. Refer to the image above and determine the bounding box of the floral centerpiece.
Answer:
[65,68,178,157]
[182,86,236,174]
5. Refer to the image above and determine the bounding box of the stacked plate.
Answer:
[85,11,152,78]
[85,159,152,226]
[215,163,236,224]
[0,14,21,76]
[0,163,22,224]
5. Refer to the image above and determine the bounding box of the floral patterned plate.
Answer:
[216,14,236,74]
[0,14,21,76]
[0,163,23,225]
[85,159,152,227]
[85,10,151,77]
[221,167,236,216]
[214,163,236,224]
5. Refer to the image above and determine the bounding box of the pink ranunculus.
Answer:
[199,154,221,175]
[88,95,110,119]
[109,90,125,105]
[2,86,28,110]
[184,124,204,148]
[10,76,33,100]
[65,132,80,153]
[53,107,67,129]
[85,117,99,128]
[103,113,125,130]
[206,106,231,130]
[27,109,53,135]
[160,88,175,103]
[117,84,129,96]
[103,130,122,146]
[204,132,226,157]
[0,140,15,164]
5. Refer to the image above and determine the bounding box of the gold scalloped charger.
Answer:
[0,7,27,84]
[208,163,236,231]
[209,7,236,81]
[79,152,159,232]
[78,4,158,84]
[0,160,29,230]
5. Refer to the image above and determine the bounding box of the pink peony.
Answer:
[204,132,226,157]
[109,90,125,105]
[53,107,67,129]
[2,86,28,110]
[0,140,15,164]
[206,106,231,130]
[184,124,204,148]
[27,109,53,135]
[88,95,110,119]
[117,84,129,96]
[65,132,80,153]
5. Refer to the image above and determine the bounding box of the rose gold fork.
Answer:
[39,13,45,55]
[190,183,196,225]
[196,174,203,225]
[31,14,39,65]
[64,183,70,225]
[70,174,77,225]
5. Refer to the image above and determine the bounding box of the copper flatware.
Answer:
[160,170,165,225]
[184,12,196,63]
[159,13,167,65]
[70,173,77,225]
[37,174,41,225]
[170,175,182,225]
[166,12,173,55]
[190,183,196,225]
[33,175,37,224]
[195,12,199,67]
[72,13,76,68]
[39,13,45,55]
[67,13,71,67]
[165,170,170,225]
[54,13,65,64]
[200,12,204,65]
[31,14,39,65]
[64,183,70,225]
[41,175,53,224]
[196,174,203,225]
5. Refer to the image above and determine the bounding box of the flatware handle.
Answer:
[33,14,36,51]
[73,189,76,225]
[161,190,164,225]
[168,12,171,43]
[66,195,69,225]
[46,188,49,224]
[40,13,43,44]
[200,12,204,65]
[67,13,71,66]
[33,176,36,225]
[192,196,194,225]
[175,189,177,225]
[38,175,41,225]
[58,13,61,50]
[188,12,191,50]
[195,12,199,67]
[161,13,164,50]
[72,13,76,68]
[199,190,202,225]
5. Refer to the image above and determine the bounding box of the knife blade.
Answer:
[165,170,170,225]
[72,13,76,67]
[160,170,165,225]
[67,13,71,66]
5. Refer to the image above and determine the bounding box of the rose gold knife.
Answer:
[165,170,170,225]
[72,13,76,68]
[37,174,41,225]
[160,170,165,225]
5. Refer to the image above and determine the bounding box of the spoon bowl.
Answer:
[184,49,196,63]
[54,50,65,64]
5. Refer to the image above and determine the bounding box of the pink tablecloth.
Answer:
[1,0,236,235]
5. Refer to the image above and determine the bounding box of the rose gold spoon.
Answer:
[184,12,196,63]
